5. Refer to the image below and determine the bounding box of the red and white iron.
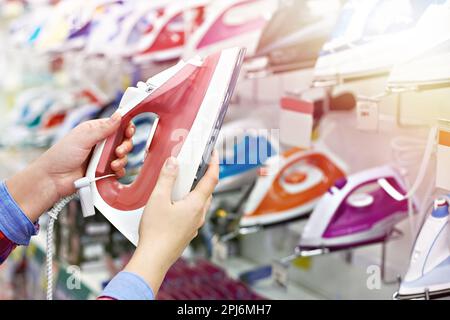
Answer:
[133,0,209,64]
[182,0,276,60]
[76,48,245,245]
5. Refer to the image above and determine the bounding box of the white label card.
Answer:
[437,126,450,191]
[272,260,289,288]
[357,98,379,132]
[212,239,229,263]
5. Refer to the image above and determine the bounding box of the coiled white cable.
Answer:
[391,136,429,168]
[45,173,114,300]
[379,126,437,201]
[378,126,438,237]
[46,194,76,300]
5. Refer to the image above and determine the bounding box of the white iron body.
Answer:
[36,0,120,53]
[79,48,244,245]
[250,0,341,75]
[388,36,450,90]
[314,0,450,86]
[256,9,339,57]
[83,2,135,56]
[8,6,52,48]
[397,198,450,299]
[100,0,174,58]
[33,0,84,52]
[386,35,450,126]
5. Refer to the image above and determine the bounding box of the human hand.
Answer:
[36,113,135,195]
[124,151,219,294]
[7,113,135,222]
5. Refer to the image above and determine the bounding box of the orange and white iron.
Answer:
[75,48,245,245]
[240,147,346,227]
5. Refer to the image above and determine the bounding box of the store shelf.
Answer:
[1,0,448,302]
[219,256,322,300]
[30,230,108,298]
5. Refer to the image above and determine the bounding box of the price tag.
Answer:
[212,237,228,263]
[437,120,450,191]
[356,97,379,132]
[271,260,289,288]
[279,97,313,148]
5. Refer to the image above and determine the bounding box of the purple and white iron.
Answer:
[298,165,412,251]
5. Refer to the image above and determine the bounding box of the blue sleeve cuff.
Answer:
[101,271,154,300]
[0,181,38,245]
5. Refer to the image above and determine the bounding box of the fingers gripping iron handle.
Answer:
[95,105,163,211]
[97,114,134,177]
[95,62,200,179]
[74,114,134,218]
[93,107,166,211]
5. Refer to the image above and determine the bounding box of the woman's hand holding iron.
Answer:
[6,113,135,222]
[6,110,219,297]
[124,151,219,295]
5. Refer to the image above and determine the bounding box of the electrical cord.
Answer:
[377,126,437,239]
[391,136,429,168]
[45,173,114,300]
[382,126,437,200]
[46,194,76,300]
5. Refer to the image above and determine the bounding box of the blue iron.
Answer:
[216,134,277,193]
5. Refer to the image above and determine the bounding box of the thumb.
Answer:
[152,157,179,200]
[76,112,122,148]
